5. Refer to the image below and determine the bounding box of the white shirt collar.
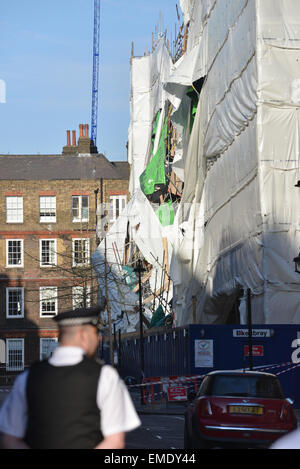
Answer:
[48,346,85,366]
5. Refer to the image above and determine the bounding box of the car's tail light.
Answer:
[280,403,291,421]
[197,399,213,418]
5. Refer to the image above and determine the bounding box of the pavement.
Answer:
[133,398,187,415]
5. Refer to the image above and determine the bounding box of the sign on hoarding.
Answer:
[244,345,264,357]
[233,329,271,338]
[167,386,188,402]
[195,339,214,368]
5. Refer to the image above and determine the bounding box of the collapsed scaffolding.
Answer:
[92,8,189,334]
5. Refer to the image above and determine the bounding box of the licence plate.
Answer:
[229,405,263,415]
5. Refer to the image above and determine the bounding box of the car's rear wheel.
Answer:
[185,422,210,449]
[193,434,210,449]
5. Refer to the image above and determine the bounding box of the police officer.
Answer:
[0,306,141,449]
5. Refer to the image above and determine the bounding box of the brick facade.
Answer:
[0,150,129,377]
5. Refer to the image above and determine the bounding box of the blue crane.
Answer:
[91,0,101,147]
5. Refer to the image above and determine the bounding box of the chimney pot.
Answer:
[79,124,84,137]
[85,124,89,137]
[72,130,77,147]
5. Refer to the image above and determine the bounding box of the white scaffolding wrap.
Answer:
[173,0,300,325]
[92,0,300,329]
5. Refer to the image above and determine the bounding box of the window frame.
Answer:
[6,196,23,224]
[39,196,57,223]
[39,286,58,317]
[72,238,90,267]
[6,239,24,268]
[6,338,24,372]
[40,338,58,361]
[72,285,91,309]
[40,239,57,268]
[6,287,24,318]
[72,195,89,223]
[109,195,127,222]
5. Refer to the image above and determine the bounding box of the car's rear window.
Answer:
[211,375,284,399]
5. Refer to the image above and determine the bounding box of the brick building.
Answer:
[0,124,129,380]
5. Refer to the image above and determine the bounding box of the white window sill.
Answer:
[6,315,24,319]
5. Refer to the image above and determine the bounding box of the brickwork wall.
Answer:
[0,175,129,366]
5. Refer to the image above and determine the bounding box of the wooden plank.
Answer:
[142,286,164,304]
[132,269,152,293]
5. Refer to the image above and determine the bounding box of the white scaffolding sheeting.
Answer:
[93,0,300,328]
[173,0,300,325]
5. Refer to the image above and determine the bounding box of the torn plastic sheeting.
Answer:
[128,40,172,194]
[95,206,129,266]
[165,42,206,90]
[171,151,185,182]
[92,203,141,328]
[163,47,205,125]
[151,109,162,156]
[184,0,203,53]
[92,248,139,312]
[127,189,165,269]
[151,109,165,164]
[168,95,192,183]
[179,0,195,25]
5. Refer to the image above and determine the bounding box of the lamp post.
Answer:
[134,259,146,405]
[247,288,253,371]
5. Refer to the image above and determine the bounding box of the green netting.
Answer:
[139,117,168,196]
[157,200,175,226]
[149,305,165,328]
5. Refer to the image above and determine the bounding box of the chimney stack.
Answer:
[63,123,98,154]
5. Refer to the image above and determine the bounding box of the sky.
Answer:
[0,0,180,161]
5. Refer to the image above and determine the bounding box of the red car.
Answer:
[184,370,297,449]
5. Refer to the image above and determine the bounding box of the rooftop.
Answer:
[0,153,129,181]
